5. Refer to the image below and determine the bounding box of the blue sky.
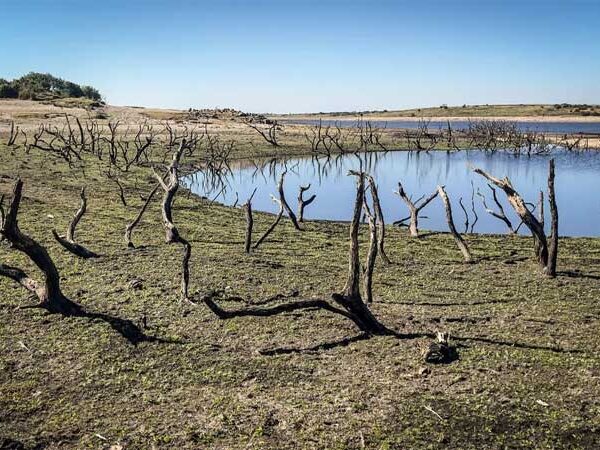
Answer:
[1,0,599,113]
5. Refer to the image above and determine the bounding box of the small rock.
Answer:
[418,366,431,376]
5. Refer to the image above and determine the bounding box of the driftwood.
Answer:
[473,167,548,270]
[53,187,99,258]
[0,179,82,315]
[366,175,391,264]
[154,140,192,301]
[437,186,473,263]
[125,183,160,248]
[297,184,316,223]
[395,181,438,237]
[547,159,558,277]
[476,185,514,233]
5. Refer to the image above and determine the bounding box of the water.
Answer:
[283,119,600,135]
[186,150,600,237]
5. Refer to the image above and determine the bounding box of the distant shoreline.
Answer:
[277,115,600,123]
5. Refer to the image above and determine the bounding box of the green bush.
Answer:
[0,72,102,101]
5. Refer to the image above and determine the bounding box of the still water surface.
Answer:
[283,119,600,134]
[187,150,600,237]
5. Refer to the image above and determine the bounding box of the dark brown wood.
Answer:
[476,185,515,233]
[154,140,193,301]
[245,121,281,147]
[203,171,389,337]
[53,187,99,258]
[366,175,391,264]
[362,196,378,303]
[253,196,284,249]
[0,179,82,314]
[437,186,473,263]
[331,171,388,334]
[243,189,257,253]
[395,181,438,237]
[473,167,548,270]
[547,159,559,277]
[278,171,301,230]
[125,183,160,248]
[297,184,316,223]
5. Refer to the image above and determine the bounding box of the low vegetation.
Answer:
[1,105,600,449]
[278,103,600,119]
[0,72,102,102]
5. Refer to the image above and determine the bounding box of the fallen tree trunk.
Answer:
[437,186,473,263]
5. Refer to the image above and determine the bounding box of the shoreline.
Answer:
[277,114,600,123]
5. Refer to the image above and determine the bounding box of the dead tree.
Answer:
[473,167,548,270]
[362,195,378,303]
[395,182,438,237]
[202,170,389,336]
[154,140,193,301]
[125,183,160,248]
[278,171,301,230]
[458,197,470,233]
[52,187,99,258]
[297,184,316,222]
[365,175,391,264]
[7,121,19,146]
[0,179,82,315]
[547,159,558,277]
[437,186,473,263]
[476,185,515,233]
[245,121,281,147]
[253,195,284,249]
[243,189,257,253]
[538,191,545,230]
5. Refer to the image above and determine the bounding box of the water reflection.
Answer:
[185,150,600,237]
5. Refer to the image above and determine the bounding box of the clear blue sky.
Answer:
[1,0,599,113]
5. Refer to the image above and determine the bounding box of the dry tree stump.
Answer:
[437,185,473,263]
[394,181,438,237]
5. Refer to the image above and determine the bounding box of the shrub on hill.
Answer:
[0,72,102,101]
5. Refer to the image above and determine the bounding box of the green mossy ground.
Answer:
[1,141,599,449]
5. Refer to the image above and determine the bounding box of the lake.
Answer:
[186,150,600,237]
[282,119,600,135]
